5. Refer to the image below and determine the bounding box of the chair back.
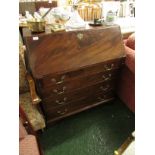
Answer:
[19,45,29,94]
[19,118,28,140]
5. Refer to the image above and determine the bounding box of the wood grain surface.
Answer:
[24,25,125,78]
[24,25,126,124]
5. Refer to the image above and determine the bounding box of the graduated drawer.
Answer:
[41,81,115,110]
[36,58,125,89]
[38,70,118,98]
[44,91,114,120]
[41,80,116,102]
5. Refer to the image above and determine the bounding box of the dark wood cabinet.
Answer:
[24,24,126,125]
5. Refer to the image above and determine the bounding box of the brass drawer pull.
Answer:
[56,97,67,105]
[53,86,66,95]
[51,75,66,84]
[104,64,114,71]
[97,95,106,101]
[57,108,68,115]
[100,85,110,91]
[102,73,112,81]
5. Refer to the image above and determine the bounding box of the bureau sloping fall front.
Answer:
[23,24,126,125]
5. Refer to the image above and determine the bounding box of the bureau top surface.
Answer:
[24,24,125,78]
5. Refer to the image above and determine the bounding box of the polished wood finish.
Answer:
[36,58,123,89]
[42,81,116,109]
[46,93,115,124]
[24,25,126,124]
[45,91,114,118]
[24,25,125,78]
[38,70,119,97]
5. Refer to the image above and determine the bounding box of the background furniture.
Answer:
[116,33,135,112]
[19,43,46,131]
[19,1,57,15]
[77,2,102,21]
[19,106,43,155]
[23,25,126,125]
[19,119,40,155]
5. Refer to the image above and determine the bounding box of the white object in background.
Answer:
[114,17,135,34]
[57,0,67,7]
[65,6,86,29]
[101,1,120,19]
[39,8,50,16]
[34,12,42,20]
[39,8,55,24]
[25,11,34,21]
[119,0,131,17]
[39,7,71,24]
[105,10,115,25]
[25,11,30,16]
[33,36,39,41]
[119,2,126,17]
[48,0,52,3]
[51,7,71,22]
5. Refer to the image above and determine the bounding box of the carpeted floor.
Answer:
[39,98,135,155]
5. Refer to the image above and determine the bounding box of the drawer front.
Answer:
[43,91,114,119]
[42,81,115,110]
[37,58,125,89]
[38,70,118,98]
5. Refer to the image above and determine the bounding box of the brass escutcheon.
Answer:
[77,33,83,40]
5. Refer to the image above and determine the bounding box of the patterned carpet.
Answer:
[39,98,135,155]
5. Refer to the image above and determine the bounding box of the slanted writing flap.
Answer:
[24,25,125,78]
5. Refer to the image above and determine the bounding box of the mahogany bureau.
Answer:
[23,24,126,125]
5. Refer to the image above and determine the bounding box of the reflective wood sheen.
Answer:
[24,25,126,124]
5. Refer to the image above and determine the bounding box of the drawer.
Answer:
[43,91,114,120]
[38,70,118,97]
[42,83,114,109]
[42,81,115,110]
[36,58,125,89]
